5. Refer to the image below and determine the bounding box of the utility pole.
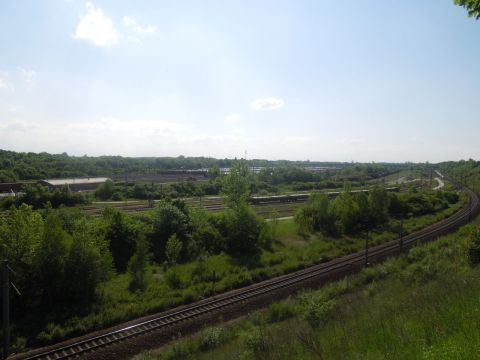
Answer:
[212,270,216,295]
[124,173,128,208]
[364,230,369,267]
[399,218,404,251]
[2,260,9,360]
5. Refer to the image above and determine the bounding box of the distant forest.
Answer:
[0,149,403,182]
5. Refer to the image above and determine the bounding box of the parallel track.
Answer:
[19,179,480,360]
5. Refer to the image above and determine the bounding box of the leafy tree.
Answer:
[104,210,138,272]
[223,205,261,255]
[455,0,480,19]
[34,214,70,308]
[0,204,43,266]
[0,169,18,182]
[165,234,183,266]
[368,186,390,227]
[258,222,274,250]
[333,185,359,234]
[0,204,44,310]
[270,210,280,241]
[128,234,150,292]
[64,237,105,306]
[208,165,221,181]
[151,200,190,262]
[355,192,376,233]
[95,179,115,200]
[71,216,113,279]
[190,208,225,254]
[221,160,251,211]
[311,193,337,235]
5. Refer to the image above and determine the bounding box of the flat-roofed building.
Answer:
[39,177,110,191]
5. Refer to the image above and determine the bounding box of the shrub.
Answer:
[242,326,270,359]
[199,326,224,351]
[468,226,480,266]
[299,292,336,329]
[166,269,182,289]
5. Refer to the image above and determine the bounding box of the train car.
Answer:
[250,193,310,205]
[250,187,399,205]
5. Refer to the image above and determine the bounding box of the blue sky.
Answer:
[0,0,479,162]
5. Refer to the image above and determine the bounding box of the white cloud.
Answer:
[224,113,241,124]
[67,116,185,136]
[123,16,157,34]
[284,136,311,144]
[126,35,142,45]
[20,68,36,85]
[73,2,119,47]
[0,72,13,91]
[251,97,285,110]
[122,16,136,27]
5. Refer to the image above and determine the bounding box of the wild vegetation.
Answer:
[133,215,480,360]
[0,160,461,351]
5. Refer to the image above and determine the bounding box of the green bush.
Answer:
[299,292,336,329]
[199,326,224,350]
[242,326,270,360]
[166,270,182,289]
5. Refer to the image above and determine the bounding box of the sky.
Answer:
[0,0,479,163]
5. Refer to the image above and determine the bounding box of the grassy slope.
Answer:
[136,216,480,360]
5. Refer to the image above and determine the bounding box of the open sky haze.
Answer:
[0,0,479,162]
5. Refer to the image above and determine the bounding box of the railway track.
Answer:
[16,180,479,360]
[83,199,305,218]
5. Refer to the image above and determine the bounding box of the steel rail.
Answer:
[19,179,479,360]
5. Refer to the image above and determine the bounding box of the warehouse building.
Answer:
[39,177,110,192]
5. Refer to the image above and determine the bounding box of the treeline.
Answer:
[295,185,459,237]
[0,148,352,182]
[0,184,91,210]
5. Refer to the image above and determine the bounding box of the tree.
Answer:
[104,210,137,272]
[333,186,359,234]
[165,234,183,266]
[368,186,390,227]
[270,210,280,241]
[208,165,221,181]
[34,213,70,308]
[455,0,480,19]
[151,200,190,262]
[95,180,115,200]
[128,234,150,292]
[190,208,225,254]
[223,205,261,255]
[0,204,43,267]
[221,160,251,211]
[64,237,105,306]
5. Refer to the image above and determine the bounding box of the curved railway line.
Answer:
[14,178,480,360]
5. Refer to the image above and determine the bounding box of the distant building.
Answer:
[0,182,24,193]
[39,177,110,192]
